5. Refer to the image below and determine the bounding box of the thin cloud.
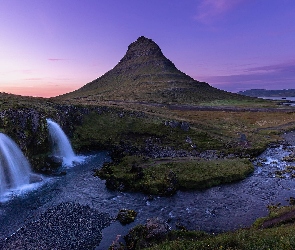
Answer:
[195,0,244,24]
[48,58,67,61]
[246,61,295,74]
[24,78,43,81]
[196,61,295,92]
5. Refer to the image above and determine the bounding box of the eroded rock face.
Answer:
[0,105,95,172]
[0,108,50,170]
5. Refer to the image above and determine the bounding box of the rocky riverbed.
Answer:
[0,202,111,250]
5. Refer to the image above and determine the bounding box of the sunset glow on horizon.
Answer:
[1,0,295,97]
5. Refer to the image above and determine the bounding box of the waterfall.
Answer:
[0,133,33,196]
[46,119,83,167]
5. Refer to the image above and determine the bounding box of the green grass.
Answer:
[200,98,277,108]
[141,205,295,250]
[117,205,295,250]
[71,108,293,158]
[148,225,295,250]
[72,111,223,152]
[96,156,254,195]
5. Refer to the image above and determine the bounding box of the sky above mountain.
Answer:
[1,0,294,97]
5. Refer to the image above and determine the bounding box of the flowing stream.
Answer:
[1,133,295,248]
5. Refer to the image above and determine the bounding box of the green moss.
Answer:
[96,156,254,195]
[116,209,137,225]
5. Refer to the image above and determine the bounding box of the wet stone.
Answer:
[1,202,111,250]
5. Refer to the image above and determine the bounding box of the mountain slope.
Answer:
[54,36,251,105]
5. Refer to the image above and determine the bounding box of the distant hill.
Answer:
[54,36,253,105]
[238,89,295,97]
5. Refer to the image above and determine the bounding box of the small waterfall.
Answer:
[0,133,33,196]
[46,119,83,167]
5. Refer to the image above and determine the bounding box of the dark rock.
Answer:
[124,217,171,249]
[116,209,137,225]
[145,217,171,240]
[51,171,67,177]
[47,155,63,164]
[164,170,178,196]
[164,120,180,128]
[180,121,190,131]
[289,197,295,205]
[29,173,43,183]
[239,133,247,142]
[105,177,122,191]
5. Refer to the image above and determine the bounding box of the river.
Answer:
[1,133,295,248]
[259,96,295,106]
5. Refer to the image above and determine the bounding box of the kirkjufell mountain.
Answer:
[55,36,250,104]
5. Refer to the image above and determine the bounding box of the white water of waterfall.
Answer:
[0,133,33,197]
[46,119,84,167]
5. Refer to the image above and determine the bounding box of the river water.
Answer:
[260,96,295,106]
[1,133,295,248]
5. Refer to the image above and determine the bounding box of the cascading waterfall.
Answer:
[0,133,33,196]
[46,118,83,167]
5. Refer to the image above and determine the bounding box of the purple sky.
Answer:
[1,0,295,97]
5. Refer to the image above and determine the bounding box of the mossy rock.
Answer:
[116,209,137,225]
[123,217,171,249]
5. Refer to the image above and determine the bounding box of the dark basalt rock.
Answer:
[116,209,137,225]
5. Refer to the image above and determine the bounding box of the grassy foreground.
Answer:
[148,225,295,250]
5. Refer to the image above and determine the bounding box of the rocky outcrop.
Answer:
[0,108,50,171]
[123,217,171,249]
[116,36,179,73]
[0,104,100,172]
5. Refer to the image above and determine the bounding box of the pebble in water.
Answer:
[1,202,111,250]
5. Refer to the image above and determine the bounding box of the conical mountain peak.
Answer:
[55,37,243,105]
[120,36,164,62]
[110,36,178,76]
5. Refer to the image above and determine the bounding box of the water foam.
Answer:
[46,119,85,167]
